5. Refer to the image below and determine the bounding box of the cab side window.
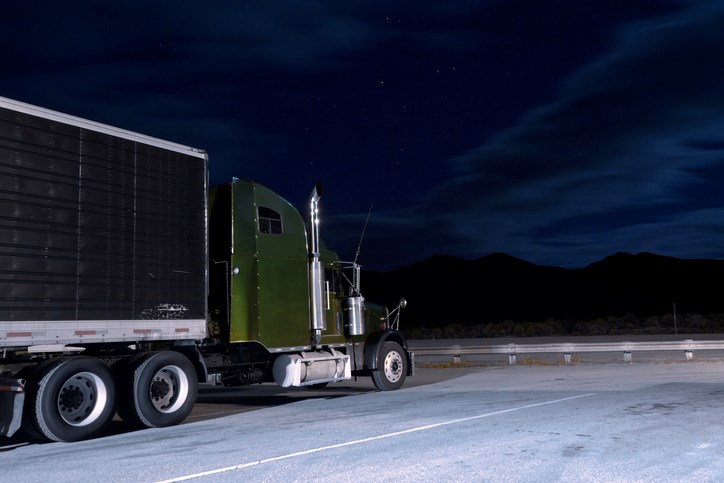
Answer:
[257,206,282,235]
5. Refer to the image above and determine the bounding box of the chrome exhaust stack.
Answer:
[308,182,326,344]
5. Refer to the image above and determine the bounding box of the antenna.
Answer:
[353,204,373,265]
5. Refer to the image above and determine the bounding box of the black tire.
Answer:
[24,357,116,442]
[371,341,407,391]
[112,352,151,425]
[117,351,198,428]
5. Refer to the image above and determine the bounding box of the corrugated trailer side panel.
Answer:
[0,99,207,346]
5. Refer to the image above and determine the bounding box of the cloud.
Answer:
[6,1,724,271]
[347,1,724,270]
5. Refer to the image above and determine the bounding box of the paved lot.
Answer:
[3,361,724,482]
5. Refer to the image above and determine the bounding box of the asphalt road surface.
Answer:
[3,359,724,482]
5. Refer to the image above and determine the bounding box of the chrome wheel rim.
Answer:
[149,365,189,413]
[383,350,403,383]
[57,372,108,427]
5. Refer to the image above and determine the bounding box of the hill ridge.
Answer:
[362,252,724,329]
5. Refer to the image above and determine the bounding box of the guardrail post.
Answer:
[509,353,517,365]
[453,345,461,366]
[623,351,632,363]
[685,339,694,361]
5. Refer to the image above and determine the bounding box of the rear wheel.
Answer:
[371,341,407,391]
[25,357,116,442]
[116,351,197,428]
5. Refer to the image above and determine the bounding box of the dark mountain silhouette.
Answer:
[362,252,724,329]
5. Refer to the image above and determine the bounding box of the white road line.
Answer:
[157,393,594,483]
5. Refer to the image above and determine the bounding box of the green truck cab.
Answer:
[206,178,412,391]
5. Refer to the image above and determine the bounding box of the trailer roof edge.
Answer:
[0,96,207,159]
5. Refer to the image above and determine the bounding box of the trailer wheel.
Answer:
[371,341,407,391]
[25,357,116,442]
[118,351,197,428]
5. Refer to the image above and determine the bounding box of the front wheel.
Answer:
[371,341,407,391]
[25,357,117,442]
[116,351,198,428]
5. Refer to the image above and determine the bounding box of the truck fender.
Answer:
[0,376,25,437]
[172,346,208,383]
[364,329,412,374]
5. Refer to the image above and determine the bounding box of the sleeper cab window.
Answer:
[257,206,283,235]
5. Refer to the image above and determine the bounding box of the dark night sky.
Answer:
[3,1,724,271]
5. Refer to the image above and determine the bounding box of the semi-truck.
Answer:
[0,96,412,443]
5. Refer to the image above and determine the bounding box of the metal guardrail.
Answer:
[412,340,724,364]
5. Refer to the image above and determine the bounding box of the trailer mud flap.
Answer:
[0,377,24,437]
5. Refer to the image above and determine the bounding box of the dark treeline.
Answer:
[362,252,724,337]
[403,312,724,339]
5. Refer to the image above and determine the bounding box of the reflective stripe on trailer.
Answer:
[1,319,208,347]
[6,332,32,337]
[0,385,23,392]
